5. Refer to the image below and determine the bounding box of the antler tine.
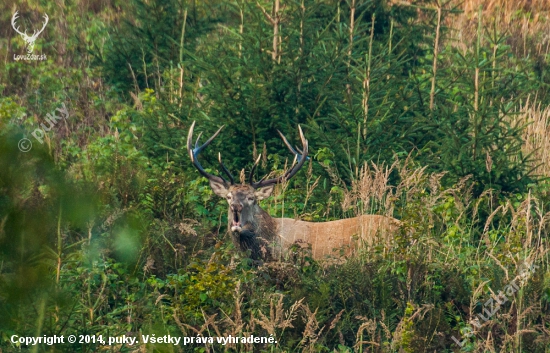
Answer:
[187,121,228,185]
[248,154,262,184]
[278,154,299,180]
[252,125,309,188]
[290,154,298,170]
[11,11,27,36]
[218,152,235,184]
[256,173,269,184]
[194,131,203,150]
[277,129,299,155]
[295,125,310,160]
[193,125,224,153]
[34,13,48,37]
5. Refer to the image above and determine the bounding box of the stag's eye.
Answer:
[248,197,254,201]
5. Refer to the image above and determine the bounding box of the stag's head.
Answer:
[187,122,308,235]
[11,11,49,54]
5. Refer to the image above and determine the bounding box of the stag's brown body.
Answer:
[245,216,399,261]
[276,215,399,258]
[187,121,400,262]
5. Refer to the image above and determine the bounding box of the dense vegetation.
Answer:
[1,0,550,351]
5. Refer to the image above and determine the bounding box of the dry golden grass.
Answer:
[459,0,550,17]
[451,0,550,58]
[171,290,444,352]
[167,156,550,351]
[394,0,550,59]
[519,97,550,178]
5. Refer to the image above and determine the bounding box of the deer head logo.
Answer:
[11,11,49,54]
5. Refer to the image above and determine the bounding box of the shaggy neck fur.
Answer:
[228,205,279,261]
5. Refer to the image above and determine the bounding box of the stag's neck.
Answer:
[252,205,278,239]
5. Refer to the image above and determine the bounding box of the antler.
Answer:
[11,11,28,38]
[187,121,233,185]
[218,152,235,184]
[251,125,309,188]
[30,13,48,40]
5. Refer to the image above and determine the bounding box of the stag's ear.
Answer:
[254,185,275,200]
[209,179,229,197]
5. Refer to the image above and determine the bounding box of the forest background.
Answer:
[1,0,550,351]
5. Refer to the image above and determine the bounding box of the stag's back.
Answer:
[275,215,400,260]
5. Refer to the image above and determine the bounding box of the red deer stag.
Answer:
[187,121,399,261]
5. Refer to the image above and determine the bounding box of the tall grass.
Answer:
[520,97,550,178]
[203,156,549,351]
[451,0,550,59]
